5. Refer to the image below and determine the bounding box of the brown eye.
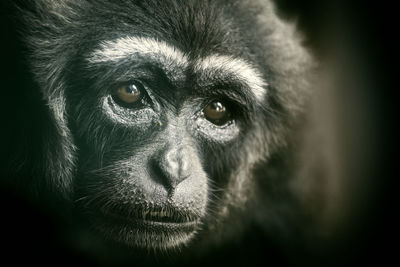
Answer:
[116,83,141,104]
[203,101,231,126]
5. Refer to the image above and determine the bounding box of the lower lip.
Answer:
[134,219,199,232]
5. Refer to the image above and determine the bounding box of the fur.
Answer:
[3,0,316,265]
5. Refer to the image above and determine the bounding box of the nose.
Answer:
[152,145,191,191]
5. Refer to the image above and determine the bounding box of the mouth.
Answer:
[90,206,201,248]
[138,208,195,223]
[105,209,200,231]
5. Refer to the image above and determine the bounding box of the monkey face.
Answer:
[17,0,313,251]
[71,36,265,248]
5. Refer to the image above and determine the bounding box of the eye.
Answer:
[112,81,146,108]
[116,83,142,103]
[203,101,231,126]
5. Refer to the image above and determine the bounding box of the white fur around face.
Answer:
[89,36,189,68]
[89,37,266,101]
[195,55,267,101]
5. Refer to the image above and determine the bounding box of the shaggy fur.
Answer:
[2,0,315,265]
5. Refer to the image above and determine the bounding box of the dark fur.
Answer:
[1,0,315,265]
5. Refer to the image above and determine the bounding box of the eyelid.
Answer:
[200,83,256,111]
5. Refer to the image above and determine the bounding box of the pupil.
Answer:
[126,84,138,94]
[212,102,225,112]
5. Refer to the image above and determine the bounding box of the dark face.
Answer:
[64,3,266,249]
[19,0,313,251]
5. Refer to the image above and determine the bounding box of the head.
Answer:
[15,0,313,251]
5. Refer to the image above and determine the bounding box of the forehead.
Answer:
[83,0,249,59]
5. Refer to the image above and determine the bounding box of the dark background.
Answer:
[0,0,395,266]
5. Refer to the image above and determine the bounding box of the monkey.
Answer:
[0,0,320,265]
